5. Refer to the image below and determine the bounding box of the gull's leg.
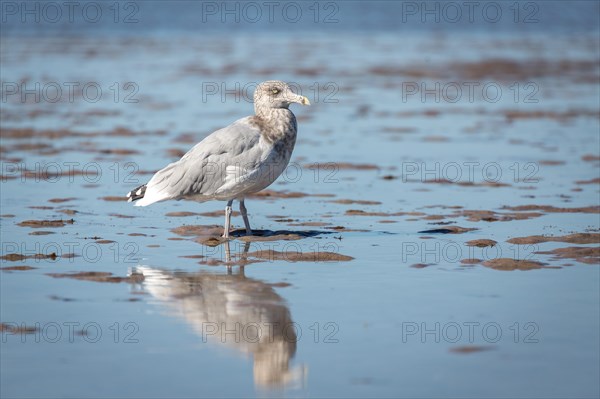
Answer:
[239,199,252,235]
[224,240,232,266]
[223,199,233,238]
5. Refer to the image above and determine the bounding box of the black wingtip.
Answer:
[127,184,147,202]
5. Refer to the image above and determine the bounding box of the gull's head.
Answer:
[254,80,310,112]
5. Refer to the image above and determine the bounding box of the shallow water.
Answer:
[1,2,599,398]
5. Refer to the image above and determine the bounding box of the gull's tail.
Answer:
[127,184,147,202]
[126,161,181,206]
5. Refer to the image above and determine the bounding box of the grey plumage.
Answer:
[126,80,310,237]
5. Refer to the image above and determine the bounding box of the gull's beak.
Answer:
[290,93,310,106]
[299,96,311,106]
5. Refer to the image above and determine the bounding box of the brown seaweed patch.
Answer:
[58,209,77,215]
[304,162,378,171]
[288,221,331,227]
[418,226,478,234]
[502,205,599,213]
[1,253,58,261]
[465,239,497,247]
[171,225,223,237]
[420,179,511,188]
[1,265,38,271]
[98,148,140,155]
[109,213,135,219]
[99,196,127,202]
[504,109,600,122]
[237,230,327,242]
[174,133,199,143]
[247,249,353,262]
[423,215,446,220]
[294,67,325,76]
[269,282,292,288]
[508,233,600,245]
[539,160,565,166]
[486,59,599,80]
[165,211,201,217]
[535,247,599,265]
[18,219,74,228]
[450,346,494,354]
[166,148,186,158]
[28,231,55,236]
[46,271,145,284]
[345,209,407,217]
[411,263,433,268]
[199,210,240,217]
[330,199,382,205]
[1,127,163,139]
[196,236,226,247]
[48,197,78,203]
[370,59,600,83]
[170,225,226,246]
[167,210,242,218]
[3,168,98,181]
[0,323,39,334]
[482,258,547,271]
[575,177,600,185]
[48,295,77,302]
[459,209,544,222]
[381,127,417,134]
[582,154,600,162]
[248,190,310,199]
[423,205,463,210]
[8,143,53,152]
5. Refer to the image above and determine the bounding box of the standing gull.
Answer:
[126,80,310,238]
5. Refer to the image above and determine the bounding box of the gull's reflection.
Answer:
[132,245,304,389]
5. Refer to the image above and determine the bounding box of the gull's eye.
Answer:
[271,88,280,95]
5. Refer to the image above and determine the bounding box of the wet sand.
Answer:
[1,23,599,399]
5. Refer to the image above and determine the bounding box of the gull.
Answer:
[126,80,310,238]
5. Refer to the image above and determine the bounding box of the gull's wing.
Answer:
[134,116,266,206]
